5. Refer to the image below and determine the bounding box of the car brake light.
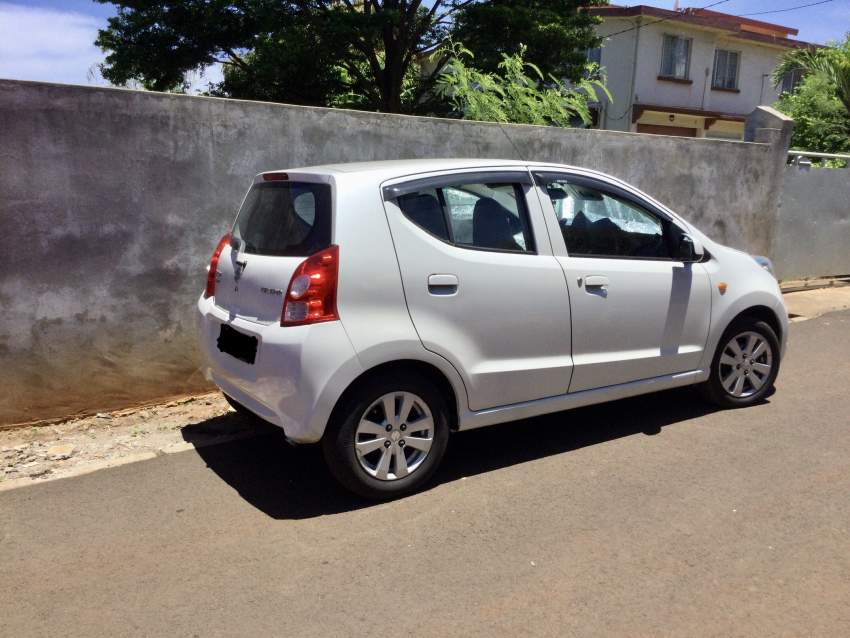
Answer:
[204,233,232,299]
[281,245,339,326]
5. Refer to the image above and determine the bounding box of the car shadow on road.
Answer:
[181,386,752,520]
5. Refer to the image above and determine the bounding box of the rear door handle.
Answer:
[583,275,610,290]
[428,273,458,295]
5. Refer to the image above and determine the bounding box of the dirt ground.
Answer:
[0,393,268,491]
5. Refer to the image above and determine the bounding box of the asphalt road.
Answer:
[2,311,849,637]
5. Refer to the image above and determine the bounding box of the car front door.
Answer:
[534,171,711,393]
[382,169,573,411]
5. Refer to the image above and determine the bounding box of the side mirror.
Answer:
[675,233,704,262]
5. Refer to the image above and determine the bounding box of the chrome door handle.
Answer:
[428,273,458,295]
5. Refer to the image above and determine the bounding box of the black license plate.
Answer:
[217,324,258,364]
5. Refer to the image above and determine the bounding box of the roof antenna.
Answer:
[496,121,527,161]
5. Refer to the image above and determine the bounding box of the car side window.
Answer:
[539,176,671,259]
[396,181,535,254]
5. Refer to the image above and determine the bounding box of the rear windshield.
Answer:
[232,182,332,256]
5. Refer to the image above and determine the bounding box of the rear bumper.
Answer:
[196,295,362,443]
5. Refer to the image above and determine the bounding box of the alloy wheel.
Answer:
[718,330,774,398]
[354,391,434,481]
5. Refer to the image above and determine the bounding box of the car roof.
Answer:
[286,159,522,175]
[264,158,601,182]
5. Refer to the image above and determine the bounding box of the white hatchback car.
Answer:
[197,159,787,499]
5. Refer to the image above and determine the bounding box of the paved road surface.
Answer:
[2,311,849,637]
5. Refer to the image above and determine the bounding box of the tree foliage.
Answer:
[773,36,850,164]
[451,0,606,83]
[435,43,610,127]
[95,0,607,115]
[776,74,850,164]
[773,38,850,117]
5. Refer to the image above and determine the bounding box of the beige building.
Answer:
[588,5,811,139]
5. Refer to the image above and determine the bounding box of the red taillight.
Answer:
[204,233,232,299]
[262,172,288,181]
[281,245,339,326]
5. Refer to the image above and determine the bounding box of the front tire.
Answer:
[322,371,450,500]
[700,318,780,408]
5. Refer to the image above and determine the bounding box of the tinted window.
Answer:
[539,177,671,259]
[396,181,534,253]
[396,189,449,241]
[232,182,332,257]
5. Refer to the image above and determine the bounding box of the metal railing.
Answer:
[788,150,850,167]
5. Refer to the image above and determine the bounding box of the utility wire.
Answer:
[738,0,835,17]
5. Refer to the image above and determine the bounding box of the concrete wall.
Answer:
[774,165,850,280]
[0,79,791,425]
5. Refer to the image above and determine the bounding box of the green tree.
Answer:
[773,37,850,164]
[776,74,850,164]
[95,1,607,114]
[773,37,850,117]
[451,0,606,83]
[435,44,610,127]
[96,1,471,113]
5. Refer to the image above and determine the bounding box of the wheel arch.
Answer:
[325,359,461,439]
[730,304,784,344]
[700,293,788,374]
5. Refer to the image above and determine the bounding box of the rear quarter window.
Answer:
[232,182,332,256]
[395,181,535,254]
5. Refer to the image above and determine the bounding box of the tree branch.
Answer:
[222,47,250,72]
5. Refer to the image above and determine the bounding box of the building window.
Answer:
[660,35,691,79]
[713,49,739,90]
[585,47,604,81]
[780,68,803,94]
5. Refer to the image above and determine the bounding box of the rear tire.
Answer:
[699,318,780,408]
[322,371,450,500]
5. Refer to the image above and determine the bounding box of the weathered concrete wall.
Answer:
[774,165,850,280]
[0,79,790,424]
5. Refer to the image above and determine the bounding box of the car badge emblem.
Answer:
[234,259,247,291]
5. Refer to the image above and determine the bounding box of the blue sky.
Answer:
[646,0,850,44]
[1,0,848,89]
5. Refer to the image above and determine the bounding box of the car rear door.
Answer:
[533,170,711,393]
[382,169,573,411]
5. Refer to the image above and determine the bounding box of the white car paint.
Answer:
[197,159,787,443]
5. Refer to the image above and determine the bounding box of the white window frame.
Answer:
[712,49,740,90]
[660,34,691,80]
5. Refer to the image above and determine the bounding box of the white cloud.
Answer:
[0,1,223,92]
[0,2,108,85]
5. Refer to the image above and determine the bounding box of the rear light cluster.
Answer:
[281,245,340,326]
[204,233,232,299]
